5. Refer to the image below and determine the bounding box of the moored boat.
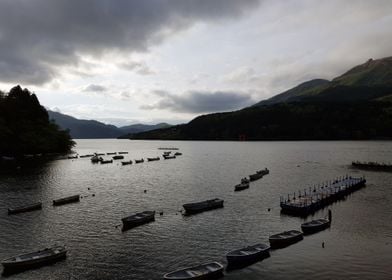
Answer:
[91,155,102,163]
[53,195,80,206]
[113,155,124,160]
[135,159,144,164]
[301,218,330,234]
[100,159,113,164]
[269,230,303,249]
[8,202,42,215]
[183,198,224,215]
[122,211,155,230]
[234,182,249,192]
[163,261,224,280]
[226,243,270,267]
[121,160,133,165]
[147,157,160,161]
[174,152,182,156]
[107,152,117,155]
[118,152,128,154]
[1,246,67,271]
[163,155,176,160]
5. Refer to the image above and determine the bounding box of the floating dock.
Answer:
[280,176,366,216]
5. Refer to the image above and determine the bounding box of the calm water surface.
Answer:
[0,140,391,279]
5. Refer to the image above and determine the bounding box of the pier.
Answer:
[280,175,366,216]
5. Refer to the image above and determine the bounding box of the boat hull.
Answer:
[8,203,42,215]
[183,200,224,215]
[301,220,330,234]
[53,195,80,206]
[269,231,303,249]
[122,211,156,230]
[163,262,224,280]
[226,245,270,268]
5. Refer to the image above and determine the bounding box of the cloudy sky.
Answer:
[0,0,391,126]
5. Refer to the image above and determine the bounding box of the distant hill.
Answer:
[48,111,171,139]
[256,57,392,106]
[132,56,392,141]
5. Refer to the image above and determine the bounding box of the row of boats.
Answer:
[352,161,392,172]
[1,211,331,277]
[7,195,80,215]
[234,168,269,192]
[90,151,182,165]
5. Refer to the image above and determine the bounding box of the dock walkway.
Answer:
[280,176,366,216]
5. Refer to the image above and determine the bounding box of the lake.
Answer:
[0,140,391,279]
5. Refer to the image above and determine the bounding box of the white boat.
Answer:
[2,246,67,270]
[163,262,224,279]
[226,243,270,267]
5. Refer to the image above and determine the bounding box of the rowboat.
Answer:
[226,243,270,267]
[135,159,144,164]
[8,203,42,215]
[112,155,124,160]
[2,246,67,271]
[100,159,113,164]
[118,152,129,154]
[183,198,224,215]
[234,182,249,191]
[122,211,155,230]
[269,230,303,249]
[163,262,224,279]
[121,160,133,165]
[163,155,176,160]
[301,217,331,234]
[53,195,80,206]
[147,157,160,161]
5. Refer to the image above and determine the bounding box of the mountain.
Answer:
[131,56,392,141]
[48,110,171,139]
[256,57,392,106]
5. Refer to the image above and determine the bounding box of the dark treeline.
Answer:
[132,101,392,140]
[0,86,74,156]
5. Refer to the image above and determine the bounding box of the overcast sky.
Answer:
[0,0,391,126]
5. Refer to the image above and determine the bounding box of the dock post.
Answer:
[328,209,332,222]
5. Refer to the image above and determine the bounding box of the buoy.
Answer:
[322,242,325,248]
[88,187,90,190]
[92,194,95,197]
[267,208,271,212]
[159,211,163,216]
[144,190,147,193]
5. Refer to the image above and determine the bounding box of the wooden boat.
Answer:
[163,151,171,155]
[183,198,224,215]
[147,157,160,161]
[301,218,330,234]
[79,154,94,158]
[67,155,78,159]
[8,202,42,215]
[234,182,249,192]
[100,159,113,164]
[135,159,144,164]
[112,155,124,160]
[269,230,303,249]
[163,155,176,160]
[174,152,182,156]
[226,243,270,267]
[1,246,67,271]
[96,153,105,156]
[106,152,117,155]
[53,195,80,206]
[257,168,269,175]
[121,160,133,165]
[241,177,250,184]
[158,147,179,150]
[90,155,102,163]
[163,262,224,280]
[118,152,128,154]
[122,211,155,230]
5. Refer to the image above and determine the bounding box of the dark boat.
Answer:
[163,151,171,155]
[352,161,392,172]
[163,262,224,280]
[100,159,113,164]
[67,155,78,159]
[301,218,330,234]
[249,168,269,181]
[1,246,67,271]
[91,155,102,163]
[147,157,160,161]
[163,155,176,160]
[53,195,80,206]
[226,243,270,267]
[234,182,249,192]
[96,153,105,156]
[118,152,128,154]
[121,160,133,165]
[183,198,224,215]
[269,230,303,249]
[107,152,117,155]
[158,147,179,150]
[8,203,42,215]
[135,159,144,164]
[112,155,124,160]
[79,154,94,158]
[122,211,155,230]
[174,152,182,156]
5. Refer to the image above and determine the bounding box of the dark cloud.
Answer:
[142,90,254,113]
[0,0,259,85]
[120,61,155,75]
[83,84,107,92]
